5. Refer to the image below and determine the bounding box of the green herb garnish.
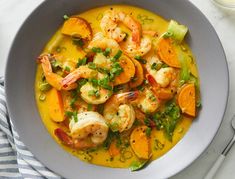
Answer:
[111,50,122,62]
[77,57,87,67]
[63,14,69,20]
[39,82,51,92]
[70,96,78,108]
[97,104,104,114]
[65,111,78,122]
[153,101,181,141]
[163,31,173,39]
[196,100,202,108]
[137,85,145,92]
[145,127,152,137]
[98,76,112,90]
[151,63,158,70]
[88,89,100,98]
[87,104,93,111]
[89,78,99,87]
[88,62,97,70]
[129,160,148,171]
[134,55,146,64]
[92,47,102,53]
[103,48,111,57]
[72,36,84,47]
[39,93,46,101]
[64,66,70,72]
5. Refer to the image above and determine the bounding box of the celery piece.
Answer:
[179,53,190,85]
[130,160,148,171]
[166,20,188,43]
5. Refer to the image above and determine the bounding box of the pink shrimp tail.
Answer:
[116,91,139,101]
[61,69,81,88]
[54,128,73,147]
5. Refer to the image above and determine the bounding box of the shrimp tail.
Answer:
[116,91,139,101]
[61,69,81,88]
[38,55,53,74]
[54,128,74,147]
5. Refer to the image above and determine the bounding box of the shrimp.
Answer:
[132,88,160,114]
[145,52,180,100]
[100,11,151,56]
[80,82,111,105]
[61,65,97,88]
[88,33,121,69]
[55,112,109,149]
[63,68,113,104]
[145,50,178,87]
[120,35,152,57]
[38,54,77,90]
[88,32,120,56]
[100,10,141,45]
[103,91,138,132]
[154,67,175,88]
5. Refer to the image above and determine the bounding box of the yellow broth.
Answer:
[35,5,199,168]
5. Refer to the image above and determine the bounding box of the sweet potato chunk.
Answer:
[178,83,196,117]
[130,126,150,159]
[156,38,180,68]
[47,88,64,122]
[108,141,120,157]
[61,17,92,40]
[114,55,135,86]
[129,59,144,88]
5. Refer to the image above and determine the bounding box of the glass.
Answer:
[213,0,235,8]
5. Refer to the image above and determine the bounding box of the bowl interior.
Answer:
[5,0,228,178]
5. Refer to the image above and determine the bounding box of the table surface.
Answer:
[0,0,234,178]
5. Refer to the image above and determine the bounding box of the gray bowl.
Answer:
[5,0,229,178]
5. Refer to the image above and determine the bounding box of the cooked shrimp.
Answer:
[80,82,111,105]
[55,112,109,149]
[62,66,112,104]
[132,88,160,113]
[100,10,141,45]
[145,50,163,73]
[61,65,97,88]
[145,52,179,100]
[145,51,177,87]
[103,91,138,132]
[38,54,77,90]
[88,33,120,56]
[155,67,175,88]
[120,35,152,57]
[88,33,120,68]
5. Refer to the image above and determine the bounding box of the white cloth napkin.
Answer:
[0,77,61,178]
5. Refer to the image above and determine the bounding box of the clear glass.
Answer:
[213,0,235,8]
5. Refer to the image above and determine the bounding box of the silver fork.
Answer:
[204,115,235,179]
